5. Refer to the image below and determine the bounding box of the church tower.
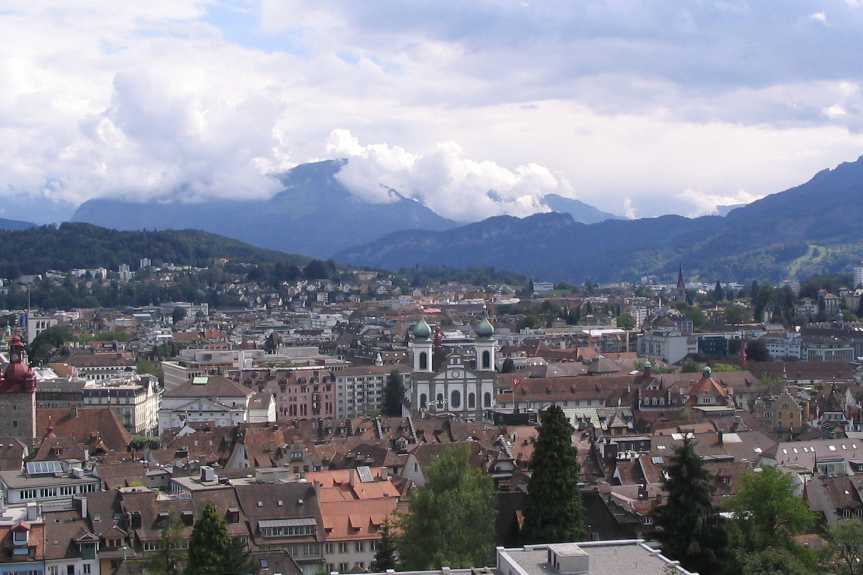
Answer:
[474,310,496,371]
[0,336,37,447]
[410,318,433,373]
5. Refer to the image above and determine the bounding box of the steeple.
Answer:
[676,265,685,292]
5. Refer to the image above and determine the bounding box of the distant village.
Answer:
[1,257,863,575]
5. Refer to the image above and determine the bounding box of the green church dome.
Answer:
[413,318,432,340]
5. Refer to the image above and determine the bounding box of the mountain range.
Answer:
[72,160,455,258]
[71,159,624,257]
[337,156,863,282]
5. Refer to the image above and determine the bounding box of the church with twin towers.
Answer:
[407,311,497,419]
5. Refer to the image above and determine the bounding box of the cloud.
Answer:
[2,1,863,225]
[623,198,637,219]
[328,129,566,221]
[676,188,761,217]
[810,11,827,23]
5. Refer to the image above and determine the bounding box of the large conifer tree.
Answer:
[187,503,232,575]
[521,405,585,543]
[655,438,732,575]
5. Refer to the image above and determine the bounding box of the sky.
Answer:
[2,0,863,224]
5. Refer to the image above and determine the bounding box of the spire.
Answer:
[676,264,685,291]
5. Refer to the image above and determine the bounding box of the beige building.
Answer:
[81,375,160,436]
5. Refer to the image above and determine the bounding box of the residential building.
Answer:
[496,540,695,575]
[81,375,160,436]
[334,366,411,419]
[26,315,58,345]
[68,353,136,382]
[637,328,697,365]
[0,461,101,505]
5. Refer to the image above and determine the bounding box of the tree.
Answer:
[725,467,815,555]
[521,406,585,543]
[724,305,749,326]
[397,445,496,569]
[655,438,733,575]
[371,520,398,571]
[28,325,70,365]
[187,503,232,575]
[740,547,815,575]
[713,281,725,302]
[501,358,516,373]
[145,512,186,575]
[171,306,187,325]
[745,339,770,362]
[382,370,405,416]
[829,519,863,575]
[617,312,636,330]
[222,535,255,575]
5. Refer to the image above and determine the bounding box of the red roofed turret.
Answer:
[0,335,37,393]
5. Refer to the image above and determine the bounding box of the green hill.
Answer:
[0,223,311,278]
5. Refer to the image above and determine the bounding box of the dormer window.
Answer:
[13,529,28,545]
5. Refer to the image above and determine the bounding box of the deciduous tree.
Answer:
[397,445,496,569]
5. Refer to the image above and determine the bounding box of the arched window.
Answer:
[436,393,444,408]
[483,392,492,408]
[451,390,461,409]
[482,350,491,370]
[419,352,428,370]
[468,393,476,409]
[420,394,427,409]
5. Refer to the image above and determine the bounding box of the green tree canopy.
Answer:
[187,503,232,575]
[655,438,733,575]
[145,512,186,575]
[521,405,585,543]
[725,467,815,554]
[617,312,636,330]
[829,519,863,575]
[397,445,496,569]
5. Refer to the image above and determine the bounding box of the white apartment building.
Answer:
[764,332,803,360]
[26,315,58,345]
[637,329,697,364]
[81,375,160,436]
[334,366,411,419]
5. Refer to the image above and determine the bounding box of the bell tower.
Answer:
[0,335,37,446]
[410,318,433,373]
[474,309,496,371]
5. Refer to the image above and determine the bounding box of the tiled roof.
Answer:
[164,375,253,398]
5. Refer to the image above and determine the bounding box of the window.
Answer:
[419,352,428,370]
[419,394,427,409]
[325,543,334,554]
[484,392,492,408]
[354,541,365,552]
[468,393,476,409]
[482,350,491,369]
[84,565,91,575]
[338,542,348,553]
[67,565,75,575]
[451,390,461,409]
[339,563,349,572]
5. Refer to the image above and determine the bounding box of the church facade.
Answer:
[407,315,497,420]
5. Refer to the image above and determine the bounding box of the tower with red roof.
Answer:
[0,335,38,446]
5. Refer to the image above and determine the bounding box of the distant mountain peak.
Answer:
[541,193,620,224]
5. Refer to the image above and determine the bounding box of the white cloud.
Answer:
[823,104,849,119]
[810,11,827,23]
[328,129,565,221]
[2,1,863,225]
[623,197,637,219]
[676,188,761,217]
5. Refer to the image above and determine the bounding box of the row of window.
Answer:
[18,483,98,500]
[323,540,377,554]
[418,391,491,410]
[261,525,315,537]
